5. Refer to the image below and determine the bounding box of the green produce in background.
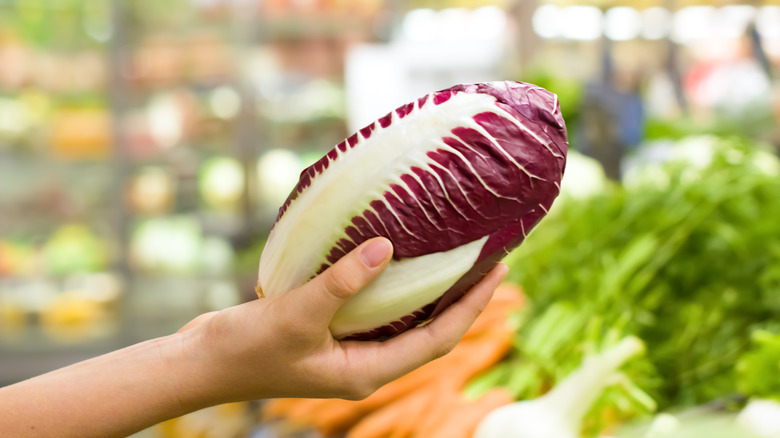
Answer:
[43,224,108,275]
[737,329,780,402]
[467,135,780,435]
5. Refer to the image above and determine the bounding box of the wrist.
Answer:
[155,329,224,413]
[166,316,264,407]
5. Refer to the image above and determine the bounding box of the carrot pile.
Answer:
[261,284,524,438]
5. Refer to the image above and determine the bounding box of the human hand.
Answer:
[174,237,508,405]
[0,237,507,438]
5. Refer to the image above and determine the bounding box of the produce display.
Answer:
[474,337,644,438]
[254,136,780,438]
[256,81,568,341]
[260,284,525,438]
[3,0,780,436]
[473,136,780,436]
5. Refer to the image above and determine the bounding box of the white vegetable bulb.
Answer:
[474,337,645,438]
[738,399,780,438]
[558,151,608,201]
[475,399,579,438]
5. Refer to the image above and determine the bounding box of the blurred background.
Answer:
[1,0,779,436]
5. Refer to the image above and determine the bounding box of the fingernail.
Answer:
[359,238,393,268]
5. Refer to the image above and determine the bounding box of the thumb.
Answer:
[285,237,393,329]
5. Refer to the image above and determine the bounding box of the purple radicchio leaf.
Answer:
[257,81,567,341]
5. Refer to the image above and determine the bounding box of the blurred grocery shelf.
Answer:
[0,0,364,385]
[1,3,780,437]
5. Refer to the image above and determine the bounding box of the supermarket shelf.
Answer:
[0,271,247,386]
[0,319,193,387]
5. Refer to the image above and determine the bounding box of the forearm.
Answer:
[0,333,213,438]
[0,238,504,437]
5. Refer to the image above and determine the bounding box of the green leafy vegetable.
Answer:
[474,337,645,438]
[468,135,780,435]
[737,329,780,401]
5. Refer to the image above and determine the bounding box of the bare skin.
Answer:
[0,237,507,437]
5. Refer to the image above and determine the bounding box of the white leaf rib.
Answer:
[381,192,417,238]
[392,175,443,232]
[354,196,387,237]
[367,204,394,238]
[427,161,492,221]
[488,106,565,160]
[462,118,545,183]
[362,216,383,237]
[412,157,472,222]
[403,162,447,219]
[436,139,516,201]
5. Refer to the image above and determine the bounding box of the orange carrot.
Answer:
[371,326,510,406]
[352,336,491,405]
[304,341,486,435]
[408,386,461,438]
[281,398,337,425]
[493,282,524,302]
[346,382,440,438]
[462,283,524,340]
[344,328,512,438]
[297,330,511,436]
[420,388,514,438]
[462,309,512,341]
[306,399,370,436]
[263,286,522,436]
[261,398,307,420]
